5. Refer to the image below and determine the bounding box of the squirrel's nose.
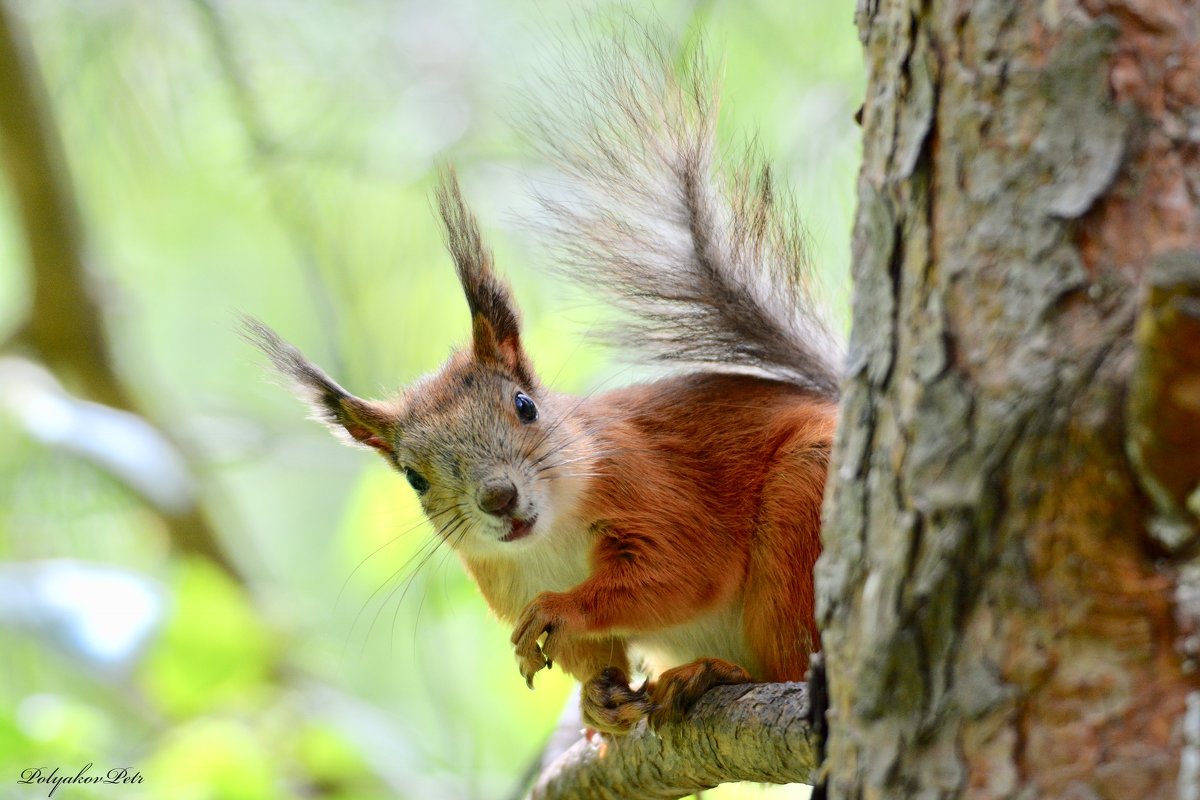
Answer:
[479,480,518,517]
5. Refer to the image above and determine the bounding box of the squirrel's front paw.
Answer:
[510,592,576,688]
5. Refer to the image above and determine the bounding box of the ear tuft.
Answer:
[435,169,533,382]
[240,316,397,455]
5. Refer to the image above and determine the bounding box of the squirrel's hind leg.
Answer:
[545,638,646,736]
[644,657,754,729]
[582,658,754,734]
[742,420,832,682]
[581,666,653,735]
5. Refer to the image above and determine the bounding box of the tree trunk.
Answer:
[817,0,1200,797]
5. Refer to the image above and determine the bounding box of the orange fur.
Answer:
[498,374,836,689]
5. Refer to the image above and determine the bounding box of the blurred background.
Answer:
[0,0,862,797]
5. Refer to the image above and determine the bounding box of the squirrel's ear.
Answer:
[435,169,534,384]
[242,317,398,456]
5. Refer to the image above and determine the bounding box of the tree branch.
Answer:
[0,0,132,410]
[0,0,245,581]
[530,682,817,800]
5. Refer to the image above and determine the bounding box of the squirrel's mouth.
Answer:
[501,515,537,543]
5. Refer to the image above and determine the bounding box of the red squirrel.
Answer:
[247,35,841,735]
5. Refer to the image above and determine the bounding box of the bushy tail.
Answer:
[526,26,843,399]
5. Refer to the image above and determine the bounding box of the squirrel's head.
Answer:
[246,171,592,557]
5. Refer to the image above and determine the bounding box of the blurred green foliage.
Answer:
[142,561,274,720]
[0,0,862,797]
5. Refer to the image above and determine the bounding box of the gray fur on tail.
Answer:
[525,26,843,399]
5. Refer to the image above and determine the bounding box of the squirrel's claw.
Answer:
[512,604,551,688]
[516,642,546,689]
[511,591,571,689]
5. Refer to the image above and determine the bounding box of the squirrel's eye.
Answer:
[514,391,538,424]
[404,468,430,494]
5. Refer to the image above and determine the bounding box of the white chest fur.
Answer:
[465,520,593,623]
[511,528,592,605]
[629,599,760,679]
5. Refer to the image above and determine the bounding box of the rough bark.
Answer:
[817,0,1200,798]
[529,682,817,800]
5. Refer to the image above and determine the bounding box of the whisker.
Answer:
[343,502,470,657]
[406,513,476,655]
[538,467,606,479]
[536,455,605,473]
[334,504,459,610]
[344,533,442,656]
[378,513,472,657]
